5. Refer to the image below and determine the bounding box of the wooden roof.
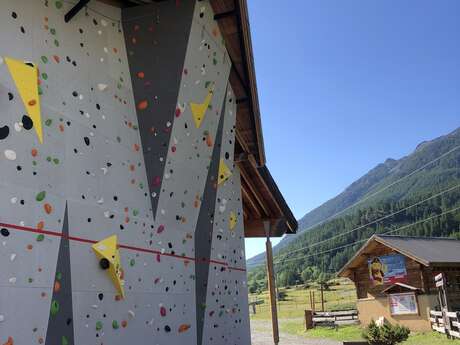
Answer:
[338,235,460,279]
[94,0,297,237]
[211,0,297,237]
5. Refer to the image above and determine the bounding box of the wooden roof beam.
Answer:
[238,162,271,216]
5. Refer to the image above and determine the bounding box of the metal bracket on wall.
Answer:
[64,0,91,23]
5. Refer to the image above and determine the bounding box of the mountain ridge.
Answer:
[247,126,460,269]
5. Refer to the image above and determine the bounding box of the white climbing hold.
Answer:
[10,197,17,204]
[101,19,108,27]
[0,56,3,65]
[4,149,16,161]
[98,83,108,91]
[97,197,104,204]
[128,310,135,318]
[8,277,16,284]
[91,305,98,309]
[10,253,16,262]
[0,315,4,322]
[14,122,22,132]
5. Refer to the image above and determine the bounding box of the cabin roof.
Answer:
[338,235,460,279]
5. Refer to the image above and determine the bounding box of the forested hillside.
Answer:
[248,127,460,290]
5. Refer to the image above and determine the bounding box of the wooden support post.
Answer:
[304,310,313,330]
[321,284,325,312]
[312,291,316,312]
[309,290,313,310]
[265,222,279,345]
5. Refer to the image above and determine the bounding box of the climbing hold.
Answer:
[190,87,213,128]
[92,235,125,298]
[4,150,16,161]
[5,57,43,143]
[229,211,237,230]
[178,324,191,333]
[218,159,232,185]
[50,300,59,316]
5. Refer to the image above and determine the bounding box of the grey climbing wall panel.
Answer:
[0,0,250,344]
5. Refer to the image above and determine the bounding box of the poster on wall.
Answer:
[368,254,407,286]
[389,293,419,315]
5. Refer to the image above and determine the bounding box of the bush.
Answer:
[363,320,410,345]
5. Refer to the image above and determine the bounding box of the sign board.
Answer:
[368,254,407,286]
[435,273,444,287]
[389,292,419,315]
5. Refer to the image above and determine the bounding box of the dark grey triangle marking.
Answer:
[45,203,75,345]
[195,98,227,345]
[122,1,196,220]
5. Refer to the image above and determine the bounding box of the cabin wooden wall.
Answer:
[352,243,425,299]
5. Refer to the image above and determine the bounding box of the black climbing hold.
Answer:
[1,228,10,237]
[0,125,10,140]
[22,115,33,130]
[99,258,110,270]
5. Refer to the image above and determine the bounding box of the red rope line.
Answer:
[0,221,246,272]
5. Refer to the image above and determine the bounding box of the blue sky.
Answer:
[244,0,460,259]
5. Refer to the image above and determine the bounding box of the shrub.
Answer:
[363,320,410,345]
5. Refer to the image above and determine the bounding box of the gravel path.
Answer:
[250,320,342,345]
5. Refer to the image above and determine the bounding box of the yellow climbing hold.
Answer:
[190,87,213,128]
[92,235,125,298]
[229,211,237,230]
[218,159,232,185]
[5,57,43,144]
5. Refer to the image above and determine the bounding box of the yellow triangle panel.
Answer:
[218,159,232,185]
[92,235,125,298]
[229,211,237,230]
[5,57,43,144]
[190,88,213,128]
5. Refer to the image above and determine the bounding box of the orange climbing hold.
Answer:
[178,324,191,333]
[137,100,148,110]
[44,203,53,214]
[54,280,61,292]
[31,148,38,157]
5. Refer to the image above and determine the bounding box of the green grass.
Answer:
[275,320,460,345]
[281,321,364,341]
[249,279,357,320]
[251,279,460,344]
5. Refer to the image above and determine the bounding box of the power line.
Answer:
[274,183,460,262]
[274,205,460,266]
[293,144,460,236]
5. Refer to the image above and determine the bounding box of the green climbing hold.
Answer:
[36,234,45,242]
[96,321,103,331]
[41,56,48,64]
[41,73,48,80]
[53,158,60,165]
[50,300,60,316]
[36,191,46,202]
[50,28,56,35]
[129,259,135,267]
[54,39,60,47]
[45,119,53,127]
[56,272,62,280]
[55,1,63,9]
[132,209,139,216]
[61,336,69,345]
[112,320,119,329]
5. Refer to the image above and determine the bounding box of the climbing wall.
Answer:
[0,1,250,345]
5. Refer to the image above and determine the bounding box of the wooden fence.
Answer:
[305,310,359,329]
[430,310,460,339]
